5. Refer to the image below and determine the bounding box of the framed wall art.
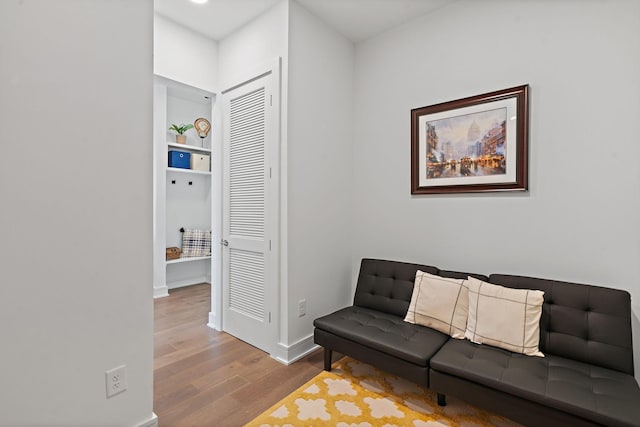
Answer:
[411,85,529,194]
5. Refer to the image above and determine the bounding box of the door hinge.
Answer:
[269,167,272,179]
[270,94,273,106]
[268,312,271,323]
[269,240,272,251]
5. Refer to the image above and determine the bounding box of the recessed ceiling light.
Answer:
[191,0,208,4]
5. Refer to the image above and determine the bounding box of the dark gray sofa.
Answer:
[313,258,640,427]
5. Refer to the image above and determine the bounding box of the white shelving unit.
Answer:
[166,255,212,265]
[153,75,217,298]
[167,142,211,153]
[167,167,211,176]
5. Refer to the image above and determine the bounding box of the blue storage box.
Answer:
[168,150,191,169]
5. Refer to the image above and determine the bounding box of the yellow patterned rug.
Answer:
[246,357,521,427]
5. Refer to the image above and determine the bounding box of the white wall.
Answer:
[154,13,218,91]
[286,1,355,347]
[353,0,640,379]
[0,1,154,426]
[217,0,289,89]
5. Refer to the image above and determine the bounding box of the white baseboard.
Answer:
[167,276,210,290]
[207,311,221,331]
[136,412,158,427]
[153,286,169,299]
[273,334,318,365]
[154,278,210,298]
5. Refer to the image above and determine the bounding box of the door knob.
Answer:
[221,239,229,246]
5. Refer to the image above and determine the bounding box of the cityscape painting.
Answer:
[411,85,529,194]
[424,108,507,180]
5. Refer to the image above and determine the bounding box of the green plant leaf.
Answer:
[169,123,194,134]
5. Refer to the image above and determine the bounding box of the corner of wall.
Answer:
[285,0,355,349]
[273,335,319,365]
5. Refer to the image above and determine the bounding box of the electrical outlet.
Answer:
[105,365,127,398]
[298,299,306,317]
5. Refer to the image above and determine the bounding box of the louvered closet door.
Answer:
[221,72,276,353]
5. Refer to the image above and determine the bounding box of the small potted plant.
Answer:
[169,123,194,144]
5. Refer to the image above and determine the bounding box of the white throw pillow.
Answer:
[465,276,544,357]
[404,270,469,339]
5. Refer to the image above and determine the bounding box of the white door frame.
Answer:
[209,57,281,356]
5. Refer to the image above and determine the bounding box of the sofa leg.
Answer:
[324,348,333,371]
[437,393,446,406]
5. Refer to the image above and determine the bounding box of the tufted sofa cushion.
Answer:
[431,339,640,427]
[353,259,439,317]
[352,258,489,318]
[313,305,449,366]
[490,274,634,375]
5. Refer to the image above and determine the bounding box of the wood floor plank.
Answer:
[159,375,250,427]
[154,283,325,427]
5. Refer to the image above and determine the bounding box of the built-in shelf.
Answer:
[167,167,211,175]
[167,142,212,153]
[154,74,215,297]
[166,255,211,265]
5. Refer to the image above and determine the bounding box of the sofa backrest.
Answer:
[353,258,488,318]
[489,274,634,375]
[354,259,437,317]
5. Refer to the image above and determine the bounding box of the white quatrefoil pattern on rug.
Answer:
[245,358,521,427]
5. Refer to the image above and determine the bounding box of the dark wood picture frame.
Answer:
[411,85,529,194]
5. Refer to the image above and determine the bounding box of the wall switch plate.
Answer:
[298,299,306,317]
[105,365,127,398]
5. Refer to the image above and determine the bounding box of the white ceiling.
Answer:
[154,0,453,43]
[296,0,451,42]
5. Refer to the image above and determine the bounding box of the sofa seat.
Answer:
[430,339,640,427]
[313,305,448,366]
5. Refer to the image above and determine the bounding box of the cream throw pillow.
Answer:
[404,270,469,339]
[465,276,544,357]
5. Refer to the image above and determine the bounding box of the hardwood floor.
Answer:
[154,283,325,426]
